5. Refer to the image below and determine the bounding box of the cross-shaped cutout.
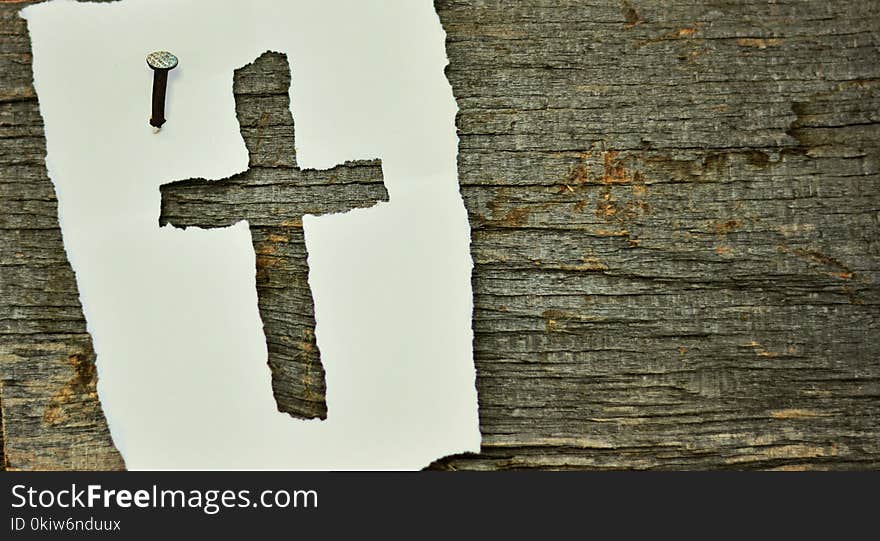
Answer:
[160,52,387,419]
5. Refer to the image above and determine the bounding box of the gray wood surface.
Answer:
[1,0,878,470]
[0,1,123,470]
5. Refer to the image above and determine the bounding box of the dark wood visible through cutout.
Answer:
[160,52,387,420]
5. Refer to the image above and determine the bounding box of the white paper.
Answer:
[23,0,479,469]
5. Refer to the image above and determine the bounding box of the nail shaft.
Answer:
[150,69,169,128]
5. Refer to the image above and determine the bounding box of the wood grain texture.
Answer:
[429,0,879,470]
[160,52,387,420]
[1,0,878,470]
[0,1,123,470]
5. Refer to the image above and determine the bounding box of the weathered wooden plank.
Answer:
[0,1,123,470]
[1,0,878,470]
[428,0,879,470]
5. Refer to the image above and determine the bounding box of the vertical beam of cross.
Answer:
[159,52,387,420]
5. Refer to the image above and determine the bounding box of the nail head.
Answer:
[147,51,178,70]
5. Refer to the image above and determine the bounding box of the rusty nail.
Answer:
[146,51,178,130]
